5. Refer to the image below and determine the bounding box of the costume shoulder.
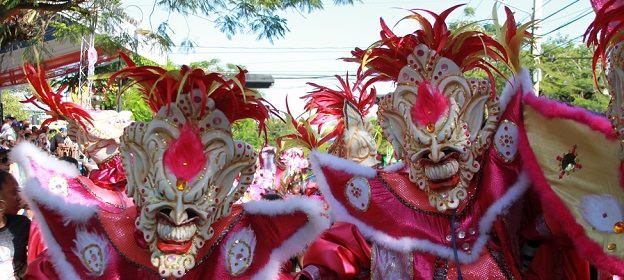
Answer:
[10,142,121,279]
[309,149,530,264]
[193,197,329,279]
[517,93,624,274]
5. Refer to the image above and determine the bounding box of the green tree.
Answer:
[232,116,295,152]
[1,0,359,59]
[1,89,31,121]
[447,9,606,112]
[533,35,607,112]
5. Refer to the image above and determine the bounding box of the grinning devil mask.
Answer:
[112,53,274,278]
[378,45,500,211]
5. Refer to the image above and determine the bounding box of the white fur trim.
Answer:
[14,143,100,278]
[23,176,97,223]
[310,150,377,178]
[312,151,531,264]
[24,178,82,280]
[10,142,79,178]
[244,196,330,280]
[499,68,534,113]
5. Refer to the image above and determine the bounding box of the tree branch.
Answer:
[1,1,88,22]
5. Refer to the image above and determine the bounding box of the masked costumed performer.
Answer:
[17,53,329,279]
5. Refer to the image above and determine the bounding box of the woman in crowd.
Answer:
[0,170,30,279]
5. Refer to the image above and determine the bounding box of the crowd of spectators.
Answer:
[0,114,77,279]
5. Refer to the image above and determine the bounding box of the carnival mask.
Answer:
[328,101,377,167]
[378,45,500,211]
[69,110,133,164]
[121,90,256,278]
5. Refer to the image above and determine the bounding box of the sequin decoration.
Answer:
[615,221,624,234]
[371,244,413,279]
[176,178,186,191]
[493,120,518,162]
[47,175,70,197]
[225,227,256,276]
[72,228,110,276]
[344,176,371,212]
[426,122,435,133]
[556,145,582,179]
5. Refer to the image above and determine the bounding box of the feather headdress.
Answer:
[493,6,534,74]
[21,63,94,130]
[301,72,376,142]
[109,52,277,139]
[348,4,508,86]
[584,0,624,88]
[277,96,332,151]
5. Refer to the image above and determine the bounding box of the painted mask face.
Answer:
[70,110,133,164]
[328,101,378,167]
[378,45,500,212]
[606,42,624,159]
[121,91,256,278]
[260,146,277,174]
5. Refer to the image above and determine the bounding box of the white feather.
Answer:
[578,194,623,233]
[499,67,534,113]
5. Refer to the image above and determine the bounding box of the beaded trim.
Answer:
[433,256,449,280]
[486,240,516,279]
[98,152,121,165]
[376,172,477,218]
[77,177,126,210]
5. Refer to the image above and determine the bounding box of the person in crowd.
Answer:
[36,126,49,152]
[287,180,303,196]
[48,128,67,154]
[2,122,20,147]
[0,170,30,279]
[0,116,15,135]
[20,121,30,133]
[0,149,10,172]
[0,141,9,151]
[23,133,36,145]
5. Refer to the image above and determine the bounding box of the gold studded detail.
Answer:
[176,178,187,191]
[426,122,435,133]
[608,243,617,250]
[614,221,624,234]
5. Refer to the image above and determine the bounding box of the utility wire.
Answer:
[542,9,592,36]
[542,8,592,24]
[541,0,580,22]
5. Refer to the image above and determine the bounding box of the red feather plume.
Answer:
[411,81,449,128]
[21,63,93,130]
[301,71,376,141]
[109,52,279,141]
[584,0,624,89]
[347,5,508,86]
[277,96,332,151]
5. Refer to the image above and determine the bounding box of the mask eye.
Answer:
[420,151,431,159]
[442,147,454,155]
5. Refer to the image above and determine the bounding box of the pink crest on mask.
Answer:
[410,82,449,128]
[164,123,207,182]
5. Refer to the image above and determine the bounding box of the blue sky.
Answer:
[122,0,595,116]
